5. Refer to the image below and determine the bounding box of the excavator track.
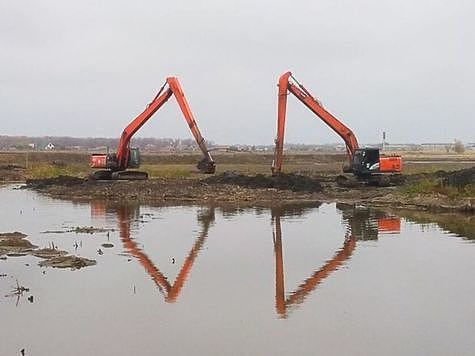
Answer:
[111,171,148,180]
[89,170,113,181]
[89,170,148,180]
[336,174,404,187]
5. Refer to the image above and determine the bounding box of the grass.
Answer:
[2,150,472,183]
[26,163,87,179]
[402,179,475,199]
[141,164,192,178]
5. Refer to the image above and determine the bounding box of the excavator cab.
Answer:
[351,148,380,176]
[127,147,140,168]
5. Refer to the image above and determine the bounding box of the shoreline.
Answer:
[16,175,474,214]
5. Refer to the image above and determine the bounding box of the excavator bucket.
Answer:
[197,158,216,174]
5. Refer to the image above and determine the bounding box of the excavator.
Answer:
[271,71,402,186]
[90,77,216,180]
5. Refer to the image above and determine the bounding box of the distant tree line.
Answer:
[0,136,213,151]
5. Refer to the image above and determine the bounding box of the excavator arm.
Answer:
[113,77,215,174]
[272,72,359,174]
[115,82,173,169]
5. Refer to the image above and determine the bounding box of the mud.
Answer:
[25,175,85,189]
[42,226,114,234]
[25,176,328,206]
[444,167,475,187]
[0,232,37,256]
[32,248,68,259]
[38,255,96,270]
[205,172,323,192]
[22,167,475,213]
[0,231,96,270]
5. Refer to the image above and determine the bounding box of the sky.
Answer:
[1,0,474,145]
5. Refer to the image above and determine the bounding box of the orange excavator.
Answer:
[90,77,215,180]
[271,72,402,186]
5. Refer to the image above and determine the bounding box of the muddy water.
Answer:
[0,185,474,356]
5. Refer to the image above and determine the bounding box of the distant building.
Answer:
[44,142,55,150]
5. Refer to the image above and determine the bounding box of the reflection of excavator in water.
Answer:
[90,77,216,180]
[336,203,401,240]
[272,204,400,318]
[271,72,402,186]
[91,201,214,302]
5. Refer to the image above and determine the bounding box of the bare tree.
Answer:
[454,140,465,154]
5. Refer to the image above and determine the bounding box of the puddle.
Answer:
[0,185,474,356]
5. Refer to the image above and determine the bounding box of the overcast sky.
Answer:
[1,0,474,145]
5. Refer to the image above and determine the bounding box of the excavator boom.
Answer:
[116,83,173,169]
[272,72,359,174]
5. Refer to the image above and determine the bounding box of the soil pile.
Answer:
[38,255,96,269]
[443,167,475,187]
[205,172,323,192]
[0,232,37,256]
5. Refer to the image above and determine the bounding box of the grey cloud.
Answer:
[1,0,473,144]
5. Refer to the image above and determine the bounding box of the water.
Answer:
[0,185,474,355]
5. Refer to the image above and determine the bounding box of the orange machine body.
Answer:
[90,154,107,168]
[377,217,401,234]
[379,156,402,173]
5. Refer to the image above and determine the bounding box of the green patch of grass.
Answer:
[27,163,86,179]
[402,179,475,199]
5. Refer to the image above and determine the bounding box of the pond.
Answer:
[0,185,474,355]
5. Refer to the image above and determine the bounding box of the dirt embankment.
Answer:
[24,173,327,206]
[22,167,475,213]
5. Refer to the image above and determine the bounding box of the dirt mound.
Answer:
[0,232,37,256]
[0,164,25,181]
[205,172,323,192]
[38,255,96,270]
[25,175,85,189]
[443,167,475,187]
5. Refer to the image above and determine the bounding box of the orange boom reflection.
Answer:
[92,201,213,302]
[273,205,400,318]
